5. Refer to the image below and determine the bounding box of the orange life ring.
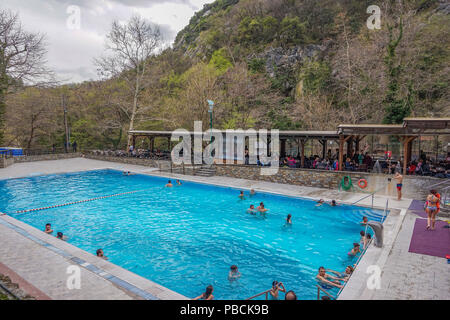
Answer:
[358,179,368,189]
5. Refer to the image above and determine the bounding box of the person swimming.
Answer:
[286,214,292,225]
[316,267,343,289]
[165,180,173,187]
[330,200,337,207]
[257,202,268,214]
[44,223,53,234]
[360,216,368,225]
[228,265,241,281]
[269,281,286,300]
[193,285,214,300]
[247,205,257,215]
[96,249,108,260]
[316,199,325,207]
[325,266,354,282]
[176,179,182,186]
[56,232,68,241]
[249,189,256,197]
[238,191,245,200]
[348,243,361,256]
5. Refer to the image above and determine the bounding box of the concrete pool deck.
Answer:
[0,157,448,300]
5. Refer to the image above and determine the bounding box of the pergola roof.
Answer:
[130,118,450,139]
[338,118,450,136]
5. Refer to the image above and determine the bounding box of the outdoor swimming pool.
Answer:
[0,169,386,300]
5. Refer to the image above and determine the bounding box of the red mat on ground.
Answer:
[408,218,450,258]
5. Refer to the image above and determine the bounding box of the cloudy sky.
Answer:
[2,0,215,83]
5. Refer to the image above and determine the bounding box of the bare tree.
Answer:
[0,9,52,145]
[95,15,162,149]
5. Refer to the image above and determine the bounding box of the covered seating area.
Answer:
[127,118,449,176]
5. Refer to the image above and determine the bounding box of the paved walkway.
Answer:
[0,158,448,300]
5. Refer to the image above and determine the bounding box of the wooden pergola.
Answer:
[337,118,450,173]
[129,118,450,172]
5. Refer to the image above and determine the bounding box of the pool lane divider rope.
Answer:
[13,188,149,214]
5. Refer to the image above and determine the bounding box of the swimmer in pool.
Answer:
[257,202,268,214]
[316,267,343,289]
[250,189,256,197]
[326,266,354,282]
[238,191,245,200]
[316,199,325,207]
[348,243,361,256]
[330,200,337,207]
[228,265,241,281]
[176,179,182,186]
[44,223,53,234]
[96,249,108,260]
[247,205,257,215]
[360,216,368,225]
[56,232,68,241]
[269,281,286,300]
[165,180,173,187]
[286,214,292,225]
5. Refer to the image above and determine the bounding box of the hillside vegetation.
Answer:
[5,0,450,150]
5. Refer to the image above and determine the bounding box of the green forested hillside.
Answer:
[5,0,450,150]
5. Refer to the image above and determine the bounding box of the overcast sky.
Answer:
[2,0,215,83]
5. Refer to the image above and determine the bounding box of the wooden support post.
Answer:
[301,139,306,168]
[281,139,287,158]
[339,136,344,171]
[321,139,327,159]
[402,136,416,175]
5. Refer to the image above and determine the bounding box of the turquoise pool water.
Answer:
[0,169,385,300]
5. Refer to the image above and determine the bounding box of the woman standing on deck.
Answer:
[425,192,439,230]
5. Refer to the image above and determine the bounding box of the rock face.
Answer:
[249,41,332,78]
[435,0,450,14]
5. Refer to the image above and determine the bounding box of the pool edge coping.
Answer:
[0,214,189,301]
[0,160,409,300]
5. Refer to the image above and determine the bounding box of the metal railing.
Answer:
[351,186,386,208]
[246,289,271,300]
[316,285,336,300]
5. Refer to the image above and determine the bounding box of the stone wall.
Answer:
[0,153,81,168]
[14,153,82,163]
[0,157,14,168]
[84,154,170,169]
[214,164,442,199]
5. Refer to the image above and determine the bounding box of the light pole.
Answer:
[207,100,214,143]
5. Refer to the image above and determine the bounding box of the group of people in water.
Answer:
[193,266,298,300]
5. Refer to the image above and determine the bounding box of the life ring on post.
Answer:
[358,179,368,189]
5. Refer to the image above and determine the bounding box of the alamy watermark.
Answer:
[170,121,280,176]
[66,265,81,290]
[66,5,81,30]
[367,5,381,30]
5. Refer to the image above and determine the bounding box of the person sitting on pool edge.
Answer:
[56,232,68,241]
[269,281,286,300]
[193,285,214,300]
[257,202,268,214]
[247,205,257,215]
[165,180,173,187]
[348,243,361,256]
[238,190,245,200]
[316,267,343,289]
[44,223,53,234]
[96,249,108,260]
[228,265,241,281]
